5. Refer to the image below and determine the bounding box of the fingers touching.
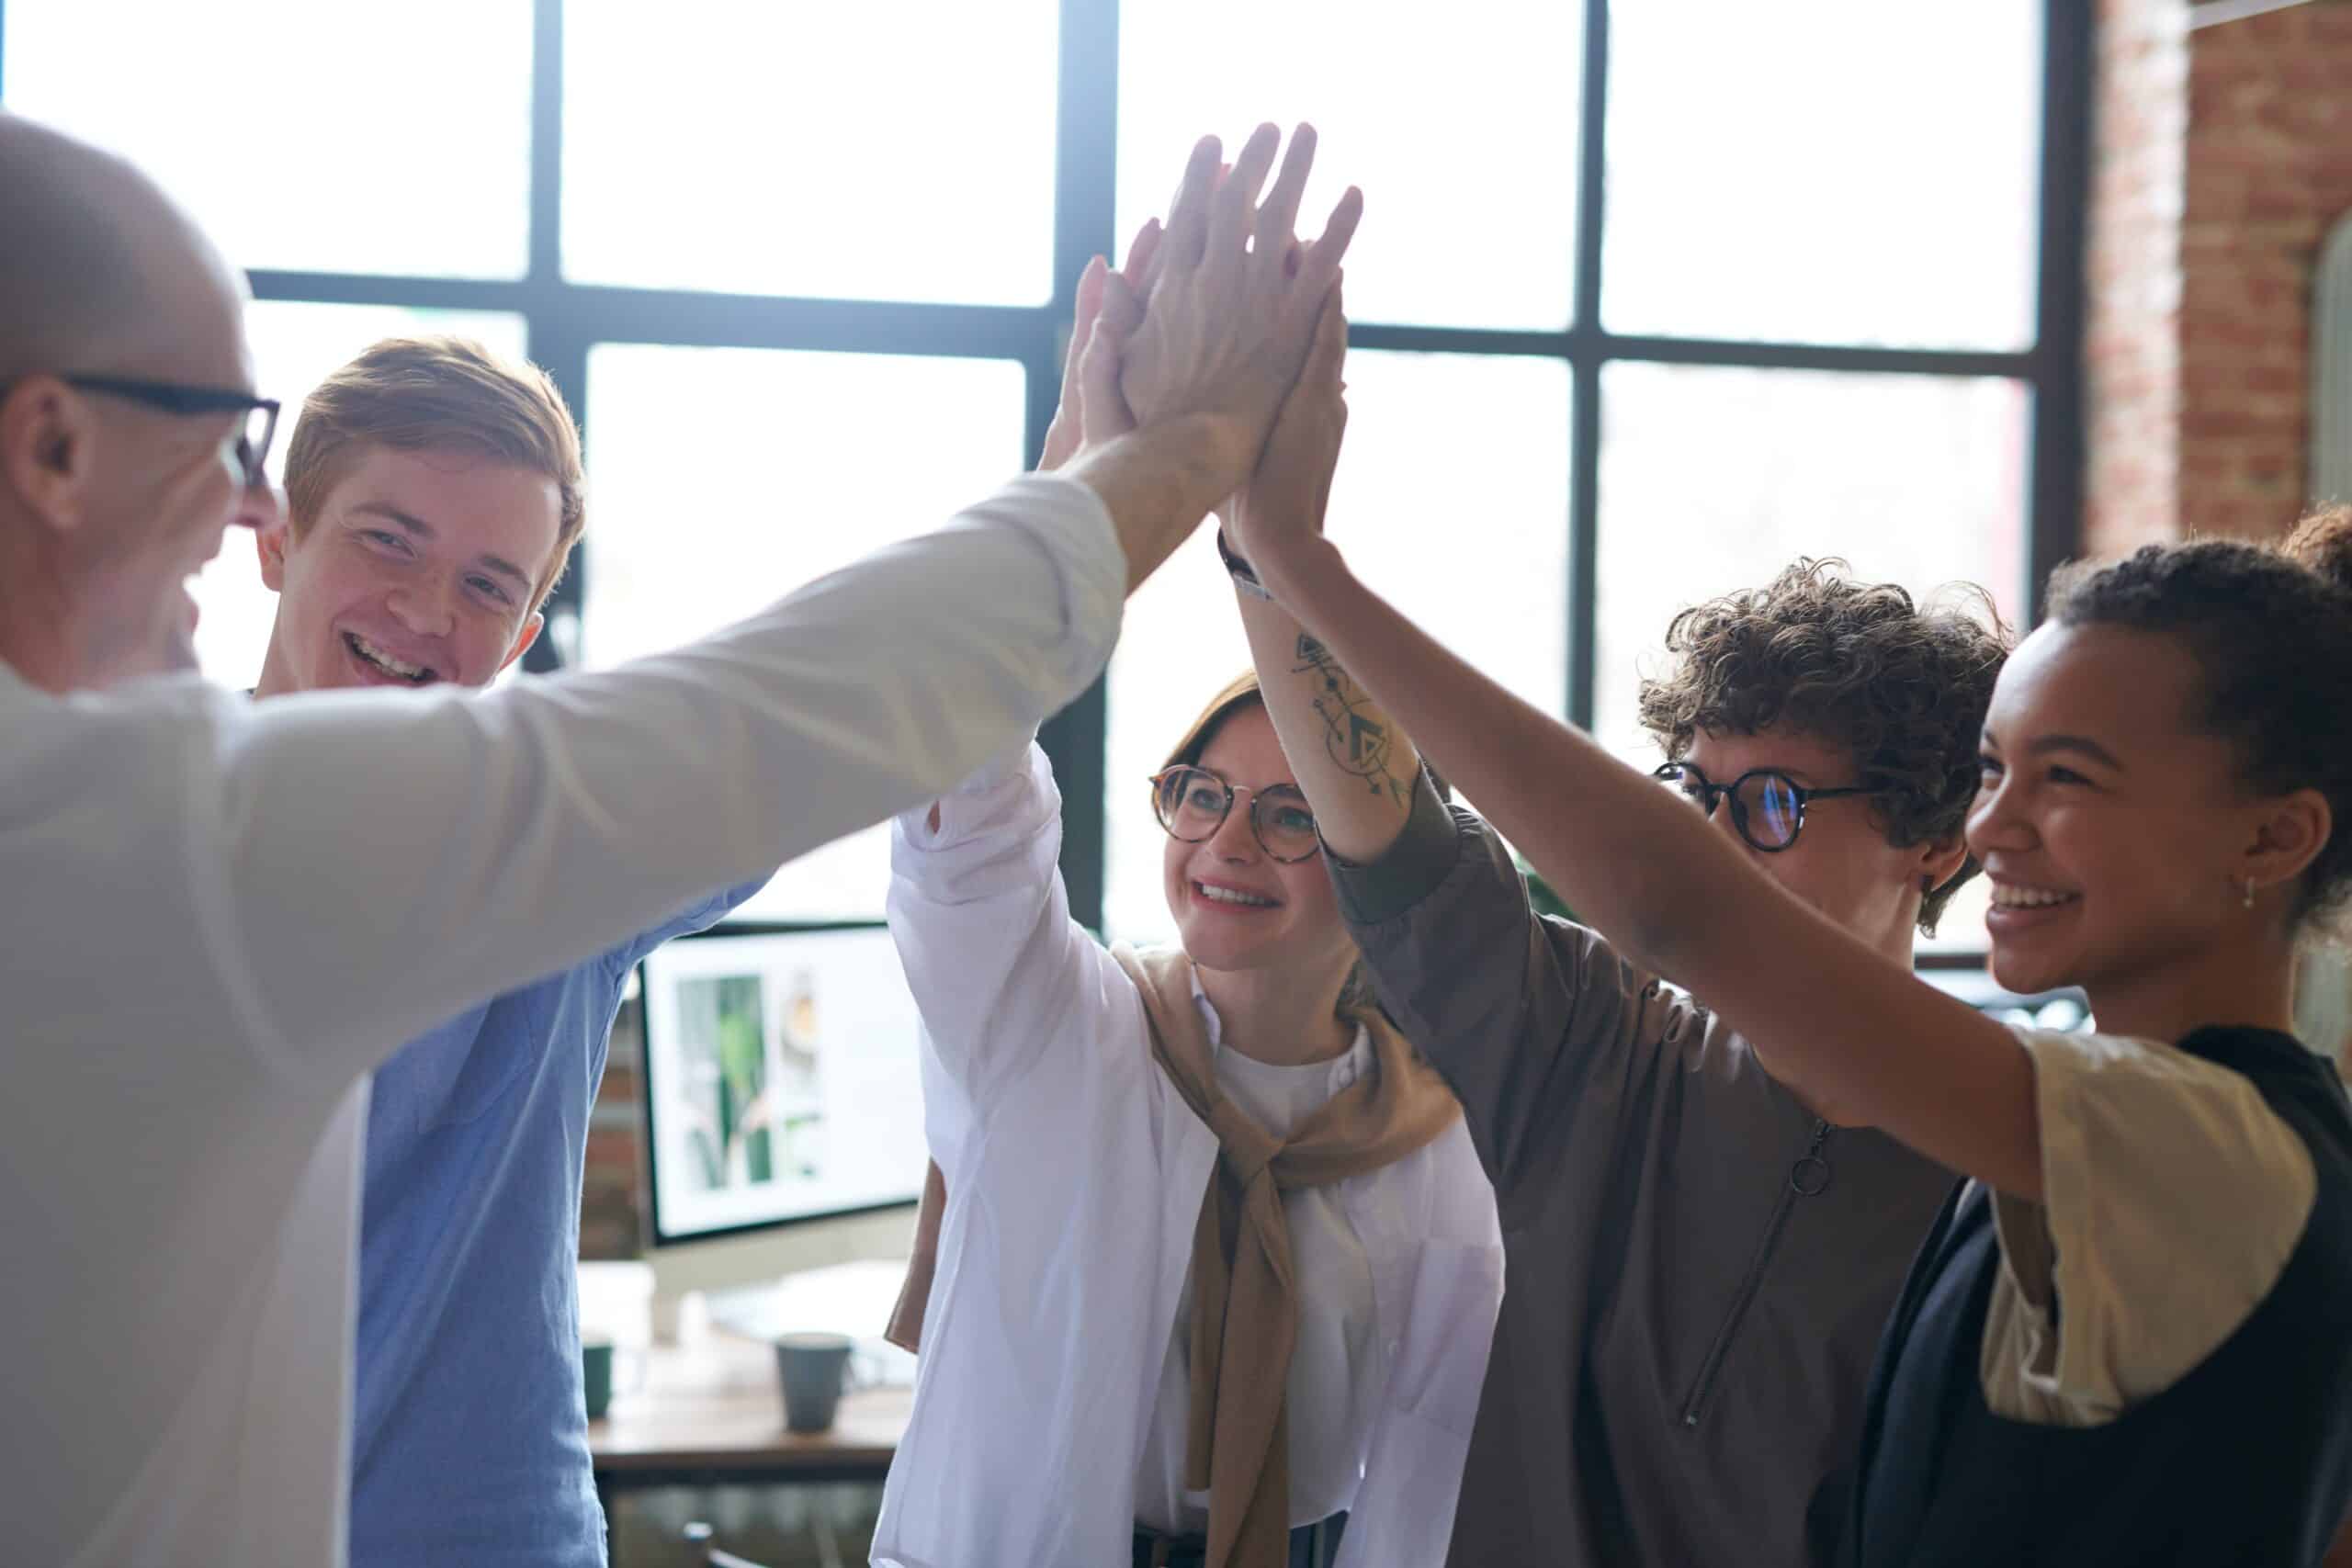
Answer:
[1120,217,1163,299]
[1300,186,1363,294]
[1161,134,1225,276]
[1080,272,1143,446]
[1252,124,1317,283]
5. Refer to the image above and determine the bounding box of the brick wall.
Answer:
[2092,0,2352,549]
[2087,0,2189,555]
[2181,0,2352,538]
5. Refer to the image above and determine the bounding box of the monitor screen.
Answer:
[638,923,928,1245]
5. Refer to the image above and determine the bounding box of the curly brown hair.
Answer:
[1635,559,2013,934]
[2046,506,2352,930]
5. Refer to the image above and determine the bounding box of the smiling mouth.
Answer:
[1193,881,1280,910]
[1988,881,2081,911]
[344,630,437,685]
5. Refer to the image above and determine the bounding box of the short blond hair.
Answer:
[284,336,586,610]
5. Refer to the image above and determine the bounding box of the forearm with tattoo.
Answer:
[1238,586,1419,864]
[1293,631,1411,809]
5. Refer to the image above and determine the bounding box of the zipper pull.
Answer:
[1790,1118,1832,1197]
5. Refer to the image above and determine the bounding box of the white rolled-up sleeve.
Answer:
[887,740,1135,1145]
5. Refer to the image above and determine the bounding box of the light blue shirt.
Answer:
[346,880,764,1567]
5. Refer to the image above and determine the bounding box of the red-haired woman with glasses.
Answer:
[871,260,1499,1568]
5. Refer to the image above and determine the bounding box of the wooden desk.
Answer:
[590,1328,908,1511]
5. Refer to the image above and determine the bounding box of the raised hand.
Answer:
[1224,283,1348,575]
[1117,123,1362,494]
[1035,259,1107,475]
[1036,219,1159,473]
[1077,274,1144,450]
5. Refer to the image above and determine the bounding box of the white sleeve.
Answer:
[1980,1026,2318,1427]
[198,473,1125,1079]
[886,739,1136,1141]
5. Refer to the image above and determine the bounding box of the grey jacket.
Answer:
[1329,773,1957,1568]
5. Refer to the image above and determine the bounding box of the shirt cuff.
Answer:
[1327,765,1466,929]
[897,739,1046,848]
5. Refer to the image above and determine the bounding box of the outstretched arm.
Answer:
[1233,523,2043,1200]
[1223,290,1423,865]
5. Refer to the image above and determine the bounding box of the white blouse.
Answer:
[1133,999,1384,1533]
[873,741,1506,1568]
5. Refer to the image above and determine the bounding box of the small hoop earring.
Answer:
[2243,877,2257,910]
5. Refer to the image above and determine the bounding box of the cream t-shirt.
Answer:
[1982,1026,2319,1426]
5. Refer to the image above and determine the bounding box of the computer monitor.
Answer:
[638,922,928,1247]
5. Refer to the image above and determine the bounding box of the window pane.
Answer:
[1603,0,2041,349]
[1117,1,1581,331]
[188,303,529,687]
[1593,364,2030,951]
[583,345,1026,921]
[3,0,531,279]
[564,2,1057,304]
[1104,350,1570,942]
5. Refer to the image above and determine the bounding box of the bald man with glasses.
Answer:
[0,110,1359,1567]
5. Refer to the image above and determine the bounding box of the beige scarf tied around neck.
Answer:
[886,944,1460,1568]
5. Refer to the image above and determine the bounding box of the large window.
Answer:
[1,0,2086,954]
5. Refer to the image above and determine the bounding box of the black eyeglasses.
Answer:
[62,374,280,488]
[1148,766,1323,863]
[1654,761,1875,852]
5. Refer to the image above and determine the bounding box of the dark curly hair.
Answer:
[2045,506,2352,931]
[1636,560,2013,935]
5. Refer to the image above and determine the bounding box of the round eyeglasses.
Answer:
[1653,761,1875,852]
[1148,766,1323,863]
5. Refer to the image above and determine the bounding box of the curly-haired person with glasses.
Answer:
[1251,561,2003,1568]
[1220,288,2010,1568]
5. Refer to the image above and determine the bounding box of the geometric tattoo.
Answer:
[1295,632,1410,807]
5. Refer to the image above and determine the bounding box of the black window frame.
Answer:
[0,0,2089,949]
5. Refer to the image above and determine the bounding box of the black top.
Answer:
[1846,1026,2352,1567]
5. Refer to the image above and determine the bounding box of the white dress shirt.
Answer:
[874,742,1504,1568]
[0,475,1124,1568]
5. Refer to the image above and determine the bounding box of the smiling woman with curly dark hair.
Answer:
[1637,560,2011,934]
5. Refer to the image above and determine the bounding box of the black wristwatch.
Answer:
[1216,528,1275,601]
